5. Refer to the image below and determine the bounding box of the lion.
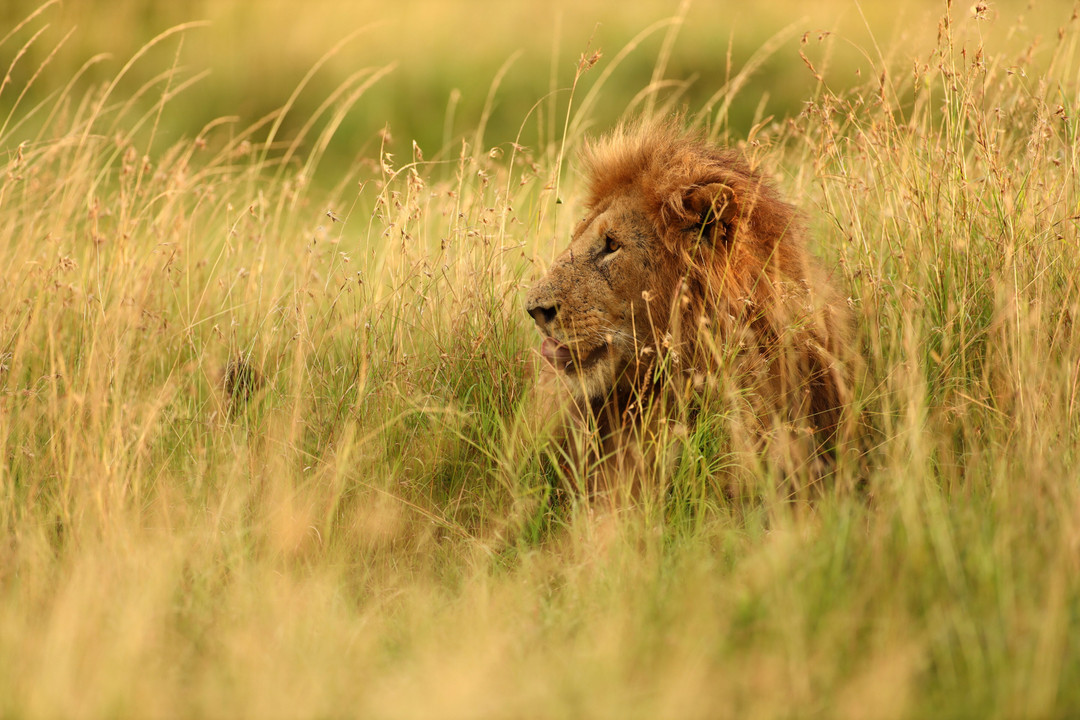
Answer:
[523,121,859,500]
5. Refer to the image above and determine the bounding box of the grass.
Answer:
[2,1,1080,718]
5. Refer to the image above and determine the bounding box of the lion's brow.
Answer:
[573,209,604,239]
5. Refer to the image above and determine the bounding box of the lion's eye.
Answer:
[603,234,621,255]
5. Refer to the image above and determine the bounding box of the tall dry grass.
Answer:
[1,1,1079,718]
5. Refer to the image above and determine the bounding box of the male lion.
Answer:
[524,121,858,499]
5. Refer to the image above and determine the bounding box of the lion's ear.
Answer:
[682,182,738,244]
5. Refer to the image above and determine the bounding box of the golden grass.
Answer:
[1,1,1079,718]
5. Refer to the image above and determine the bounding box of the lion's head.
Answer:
[526,122,852,451]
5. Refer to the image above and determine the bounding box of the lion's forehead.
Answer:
[575,200,653,244]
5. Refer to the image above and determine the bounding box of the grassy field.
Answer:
[2,1,1080,718]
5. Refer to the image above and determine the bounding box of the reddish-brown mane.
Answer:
[582,123,797,251]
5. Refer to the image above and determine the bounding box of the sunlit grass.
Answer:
[1,1,1079,718]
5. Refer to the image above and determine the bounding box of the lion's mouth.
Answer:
[540,337,608,373]
[540,337,573,370]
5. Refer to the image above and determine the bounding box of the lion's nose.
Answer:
[526,301,558,328]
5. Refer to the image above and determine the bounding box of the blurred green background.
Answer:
[0,0,1065,179]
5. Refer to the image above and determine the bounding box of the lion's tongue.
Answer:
[540,337,573,368]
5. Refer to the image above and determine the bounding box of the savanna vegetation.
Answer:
[1,0,1079,717]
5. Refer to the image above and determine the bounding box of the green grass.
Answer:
[2,1,1080,718]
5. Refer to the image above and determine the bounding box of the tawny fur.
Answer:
[525,121,858,499]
